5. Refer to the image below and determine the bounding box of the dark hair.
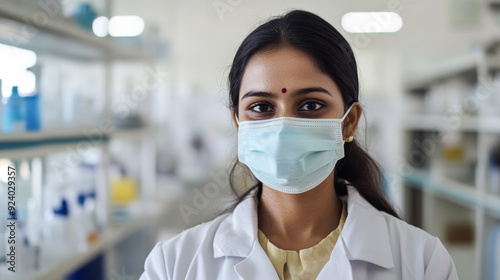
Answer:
[227,9,400,219]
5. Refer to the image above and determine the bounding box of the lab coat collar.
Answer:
[213,189,258,258]
[339,184,395,269]
[213,184,395,270]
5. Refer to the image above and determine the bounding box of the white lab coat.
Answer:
[139,185,459,280]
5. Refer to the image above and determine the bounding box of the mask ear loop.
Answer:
[340,102,357,143]
[341,102,356,123]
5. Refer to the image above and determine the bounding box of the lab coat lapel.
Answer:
[318,184,395,279]
[213,189,258,258]
[213,188,279,280]
[316,237,353,280]
[340,185,395,269]
[234,239,280,280]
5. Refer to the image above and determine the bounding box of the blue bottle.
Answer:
[2,86,25,133]
[25,94,40,131]
[72,3,97,30]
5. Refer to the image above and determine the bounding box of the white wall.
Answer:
[167,0,498,96]
[110,0,499,97]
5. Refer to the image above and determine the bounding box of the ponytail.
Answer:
[334,141,400,218]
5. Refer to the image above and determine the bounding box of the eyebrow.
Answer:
[241,87,331,101]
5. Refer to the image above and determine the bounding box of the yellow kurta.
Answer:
[257,201,347,280]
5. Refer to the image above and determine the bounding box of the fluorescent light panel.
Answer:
[108,16,145,37]
[93,16,109,37]
[341,12,403,33]
[93,15,145,37]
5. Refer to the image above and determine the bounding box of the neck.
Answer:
[257,172,343,251]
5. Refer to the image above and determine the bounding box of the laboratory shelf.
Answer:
[402,115,500,133]
[402,115,479,132]
[23,196,175,280]
[0,141,108,159]
[0,130,93,142]
[0,126,157,159]
[404,55,479,92]
[0,130,110,159]
[0,0,153,60]
[404,171,500,218]
[111,126,156,140]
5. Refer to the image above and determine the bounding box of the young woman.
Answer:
[140,10,458,280]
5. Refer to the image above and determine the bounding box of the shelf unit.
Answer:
[402,115,500,133]
[404,171,500,219]
[24,195,177,280]
[0,127,163,280]
[0,1,167,279]
[0,0,154,60]
[401,52,500,280]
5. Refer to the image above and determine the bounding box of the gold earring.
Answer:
[345,136,354,143]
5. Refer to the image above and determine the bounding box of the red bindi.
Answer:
[281,88,287,93]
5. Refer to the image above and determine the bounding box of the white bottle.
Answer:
[41,196,77,269]
[72,164,99,251]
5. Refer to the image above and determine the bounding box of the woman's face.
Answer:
[233,46,360,137]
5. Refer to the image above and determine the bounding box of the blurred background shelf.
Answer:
[0,126,157,158]
[0,0,170,278]
[403,115,480,132]
[400,42,500,280]
[404,171,500,219]
[111,126,156,140]
[404,55,479,93]
[20,194,176,280]
[0,0,154,60]
[0,130,108,159]
[403,115,500,133]
[0,141,107,159]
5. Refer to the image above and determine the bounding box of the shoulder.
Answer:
[159,212,230,261]
[378,211,458,279]
[163,212,229,252]
[139,213,230,280]
[379,211,436,247]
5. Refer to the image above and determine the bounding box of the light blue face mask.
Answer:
[236,103,355,194]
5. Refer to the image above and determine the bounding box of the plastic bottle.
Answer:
[75,191,99,250]
[2,86,25,133]
[111,166,138,204]
[47,198,77,262]
[75,164,100,249]
[63,163,99,254]
[24,94,40,131]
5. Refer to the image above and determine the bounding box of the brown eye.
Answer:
[250,103,273,113]
[299,102,323,111]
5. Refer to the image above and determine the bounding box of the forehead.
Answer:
[239,46,340,96]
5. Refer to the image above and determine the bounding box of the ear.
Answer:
[342,102,362,141]
[231,110,239,130]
